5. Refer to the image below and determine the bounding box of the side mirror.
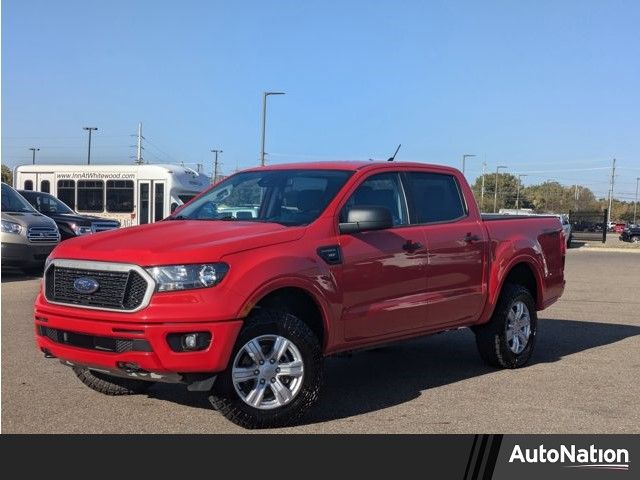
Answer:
[339,206,393,234]
[170,202,179,214]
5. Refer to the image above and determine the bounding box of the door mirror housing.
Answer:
[339,206,393,234]
[170,202,179,214]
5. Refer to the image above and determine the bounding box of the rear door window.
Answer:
[404,172,466,224]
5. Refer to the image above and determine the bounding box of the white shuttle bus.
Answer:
[14,164,210,227]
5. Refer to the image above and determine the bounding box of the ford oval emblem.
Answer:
[73,277,100,295]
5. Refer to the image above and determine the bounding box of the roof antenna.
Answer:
[387,144,401,162]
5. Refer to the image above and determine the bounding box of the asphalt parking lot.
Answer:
[2,249,639,433]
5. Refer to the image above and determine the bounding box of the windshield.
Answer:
[23,191,75,215]
[174,169,352,226]
[1,183,37,213]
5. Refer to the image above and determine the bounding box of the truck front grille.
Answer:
[37,325,152,353]
[91,222,119,233]
[44,264,152,311]
[27,226,60,243]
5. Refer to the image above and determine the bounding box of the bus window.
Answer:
[41,180,50,193]
[154,183,164,221]
[77,180,104,212]
[24,180,34,191]
[57,180,75,210]
[106,180,134,212]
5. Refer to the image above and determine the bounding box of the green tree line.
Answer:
[471,173,637,222]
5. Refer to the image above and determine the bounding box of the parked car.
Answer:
[35,161,566,428]
[1,182,60,273]
[613,222,627,234]
[558,214,572,247]
[620,225,640,243]
[18,190,120,240]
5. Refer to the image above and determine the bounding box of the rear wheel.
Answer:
[73,367,153,395]
[473,283,537,368]
[209,308,323,429]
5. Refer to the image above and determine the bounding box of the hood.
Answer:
[2,211,58,229]
[51,220,306,265]
[48,213,119,226]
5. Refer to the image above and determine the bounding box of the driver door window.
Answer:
[340,172,407,226]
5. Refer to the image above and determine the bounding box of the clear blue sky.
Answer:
[2,0,639,200]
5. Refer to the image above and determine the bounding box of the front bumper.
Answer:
[2,242,56,267]
[34,308,243,376]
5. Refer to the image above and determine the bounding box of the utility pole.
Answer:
[29,147,40,165]
[607,158,616,224]
[480,161,487,212]
[516,174,527,211]
[135,122,145,164]
[83,127,98,165]
[493,165,507,213]
[574,184,580,211]
[260,91,285,166]
[462,154,476,176]
[211,149,222,184]
[634,177,639,225]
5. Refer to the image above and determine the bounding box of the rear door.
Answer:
[403,171,487,328]
[339,171,429,340]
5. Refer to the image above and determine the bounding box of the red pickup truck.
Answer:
[35,161,566,428]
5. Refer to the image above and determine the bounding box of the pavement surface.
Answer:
[2,249,639,433]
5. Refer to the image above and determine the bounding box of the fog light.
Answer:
[167,332,212,352]
[184,333,198,350]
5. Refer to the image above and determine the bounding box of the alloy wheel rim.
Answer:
[232,334,305,410]
[505,300,531,354]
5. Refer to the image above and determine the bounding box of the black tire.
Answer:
[73,366,153,395]
[631,236,640,244]
[209,308,323,429]
[473,283,537,369]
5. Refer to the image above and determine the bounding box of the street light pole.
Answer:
[462,154,476,176]
[29,147,40,165]
[210,149,223,184]
[83,127,98,165]
[634,177,639,225]
[516,174,527,212]
[493,165,507,213]
[260,91,285,166]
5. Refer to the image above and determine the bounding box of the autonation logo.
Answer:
[509,444,630,471]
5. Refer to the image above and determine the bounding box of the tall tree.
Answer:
[1,164,13,186]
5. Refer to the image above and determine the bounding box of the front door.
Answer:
[152,181,166,222]
[403,171,487,328]
[138,181,151,225]
[340,172,429,340]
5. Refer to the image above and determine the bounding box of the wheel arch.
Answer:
[241,281,331,350]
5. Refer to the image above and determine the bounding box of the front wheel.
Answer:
[209,308,323,429]
[473,283,537,368]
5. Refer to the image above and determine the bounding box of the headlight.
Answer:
[69,223,92,235]
[1,220,23,234]
[146,263,229,292]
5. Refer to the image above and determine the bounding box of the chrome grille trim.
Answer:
[43,259,156,313]
[91,222,119,233]
[27,226,60,243]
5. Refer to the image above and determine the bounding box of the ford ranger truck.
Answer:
[35,161,566,428]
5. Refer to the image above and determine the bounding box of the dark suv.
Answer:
[19,190,120,240]
[620,225,640,243]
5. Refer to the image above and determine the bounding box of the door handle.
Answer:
[402,240,423,253]
[463,233,481,243]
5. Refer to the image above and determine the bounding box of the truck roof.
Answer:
[245,160,461,174]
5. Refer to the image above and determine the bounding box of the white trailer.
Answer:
[14,164,210,227]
